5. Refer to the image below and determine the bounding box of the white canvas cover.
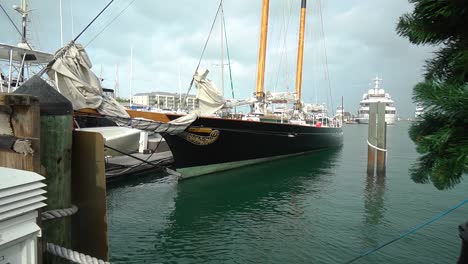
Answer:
[47,43,129,118]
[265,91,296,103]
[165,68,227,128]
[192,68,226,115]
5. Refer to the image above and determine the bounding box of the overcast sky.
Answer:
[1,0,434,117]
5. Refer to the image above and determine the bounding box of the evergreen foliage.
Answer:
[397,0,468,189]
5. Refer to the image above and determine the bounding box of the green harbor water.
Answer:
[107,122,467,263]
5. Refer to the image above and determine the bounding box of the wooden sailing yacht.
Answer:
[128,0,343,178]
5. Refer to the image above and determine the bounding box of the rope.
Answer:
[74,0,115,42]
[366,139,387,152]
[41,205,78,221]
[344,199,468,264]
[105,136,167,176]
[182,0,223,108]
[85,0,137,47]
[317,0,334,112]
[12,139,34,156]
[46,243,109,264]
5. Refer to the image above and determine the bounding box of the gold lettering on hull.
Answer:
[179,129,220,146]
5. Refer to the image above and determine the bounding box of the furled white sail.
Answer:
[46,43,129,118]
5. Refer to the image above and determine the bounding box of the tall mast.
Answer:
[294,0,307,106]
[21,0,27,44]
[255,0,269,98]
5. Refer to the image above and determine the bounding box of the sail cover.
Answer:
[47,43,129,118]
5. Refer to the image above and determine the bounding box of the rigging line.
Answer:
[344,199,468,264]
[0,2,33,50]
[85,0,137,47]
[36,0,115,77]
[266,1,283,89]
[318,0,334,112]
[74,0,115,42]
[221,6,235,99]
[273,0,293,93]
[182,0,223,108]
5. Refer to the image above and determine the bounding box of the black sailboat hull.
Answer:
[162,115,343,178]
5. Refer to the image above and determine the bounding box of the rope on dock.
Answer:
[367,139,387,152]
[46,243,110,264]
[41,205,78,221]
[344,199,468,264]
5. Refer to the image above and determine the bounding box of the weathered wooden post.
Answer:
[367,102,387,175]
[376,102,387,175]
[71,130,108,261]
[0,93,40,173]
[15,76,73,264]
[0,92,41,263]
[367,103,377,174]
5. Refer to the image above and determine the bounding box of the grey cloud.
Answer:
[0,0,435,117]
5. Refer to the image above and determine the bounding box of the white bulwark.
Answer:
[132,92,199,110]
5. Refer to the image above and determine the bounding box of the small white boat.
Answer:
[76,126,141,157]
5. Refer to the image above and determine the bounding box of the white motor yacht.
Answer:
[356,76,397,125]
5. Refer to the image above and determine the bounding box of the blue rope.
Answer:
[344,199,468,264]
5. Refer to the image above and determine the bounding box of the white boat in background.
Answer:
[415,104,424,119]
[356,77,397,125]
[76,127,141,157]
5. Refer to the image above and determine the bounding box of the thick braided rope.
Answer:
[46,243,110,264]
[41,205,78,221]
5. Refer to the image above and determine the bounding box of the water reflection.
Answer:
[364,174,387,225]
[152,148,343,263]
[361,172,387,247]
[173,148,342,219]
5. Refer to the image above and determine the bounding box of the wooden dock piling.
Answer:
[71,131,108,261]
[367,103,377,174]
[376,103,387,175]
[0,93,40,173]
[15,76,73,264]
[367,102,387,176]
[0,93,41,263]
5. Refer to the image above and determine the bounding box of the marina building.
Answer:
[132,91,199,110]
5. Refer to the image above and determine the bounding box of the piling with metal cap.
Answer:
[15,75,73,264]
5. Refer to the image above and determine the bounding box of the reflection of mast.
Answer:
[294,0,307,107]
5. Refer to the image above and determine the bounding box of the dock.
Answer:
[105,151,174,182]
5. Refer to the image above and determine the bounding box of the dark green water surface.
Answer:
[107,122,467,263]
